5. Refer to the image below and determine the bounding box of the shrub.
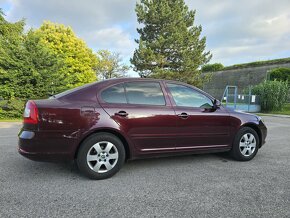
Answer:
[252,80,289,111]
[201,63,224,72]
[0,99,25,119]
[269,68,290,84]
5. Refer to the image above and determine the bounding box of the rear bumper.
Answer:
[18,129,77,162]
[18,147,72,162]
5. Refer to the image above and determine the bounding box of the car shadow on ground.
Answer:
[15,152,233,180]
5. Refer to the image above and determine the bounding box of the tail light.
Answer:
[23,100,39,124]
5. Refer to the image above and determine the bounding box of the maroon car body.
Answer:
[18,78,267,179]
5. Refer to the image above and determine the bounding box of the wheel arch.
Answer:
[241,123,262,147]
[74,128,132,160]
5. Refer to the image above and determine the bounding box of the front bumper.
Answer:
[258,120,267,147]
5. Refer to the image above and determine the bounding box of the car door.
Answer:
[165,82,230,150]
[98,81,177,153]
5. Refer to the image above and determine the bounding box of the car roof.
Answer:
[96,77,190,86]
[96,77,214,100]
[55,77,215,100]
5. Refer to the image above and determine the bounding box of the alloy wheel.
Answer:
[239,133,256,157]
[86,141,119,173]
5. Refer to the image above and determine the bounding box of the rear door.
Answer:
[98,81,177,154]
[165,83,230,150]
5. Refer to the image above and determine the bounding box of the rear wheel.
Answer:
[77,133,125,180]
[230,127,259,161]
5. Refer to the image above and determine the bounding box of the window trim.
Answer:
[165,82,214,109]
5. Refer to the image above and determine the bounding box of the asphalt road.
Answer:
[0,116,289,218]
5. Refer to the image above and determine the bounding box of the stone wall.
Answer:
[203,62,290,99]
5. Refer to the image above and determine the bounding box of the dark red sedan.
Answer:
[18,78,267,179]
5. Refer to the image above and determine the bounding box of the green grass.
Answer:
[223,102,290,116]
[0,118,22,122]
[221,102,250,105]
[222,57,290,71]
[268,103,290,115]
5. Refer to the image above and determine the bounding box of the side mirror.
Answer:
[213,99,221,109]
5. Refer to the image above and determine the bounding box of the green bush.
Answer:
[201,63,224,72]
[269,68,290,83]
[252,80,289,112]
[0,99,25,119]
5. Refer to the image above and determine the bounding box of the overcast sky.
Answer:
[1,0,290,76]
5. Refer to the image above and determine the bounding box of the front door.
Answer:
[166,83,230,150]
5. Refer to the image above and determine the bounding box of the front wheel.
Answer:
[77,133,125,180]
[230,127,259,161]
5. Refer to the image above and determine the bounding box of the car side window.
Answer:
[101,83,127,104]
[125,82,165,106]
[167,83,213,108]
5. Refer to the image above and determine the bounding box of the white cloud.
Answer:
[1,0,290,68]
[83,27,136,57]
[5,0,136,30]
[185,0,290,65]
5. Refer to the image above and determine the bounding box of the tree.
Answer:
[0,13,62,99]
[131,0,211,87]
[33,21,99,92]
[0,14,101,118]
[96,50,129,80]
[0,11,62,118]
[24,30,63,97]
[0,9,26,99]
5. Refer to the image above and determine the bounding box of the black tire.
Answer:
[77,132,125,180]
[230,127,259,161]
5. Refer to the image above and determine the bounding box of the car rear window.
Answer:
[101,83,127,104]
[51,82,97,99]
[125,82,165,106]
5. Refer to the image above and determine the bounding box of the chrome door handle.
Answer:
[178,112,189,119]
[115,111,128,117]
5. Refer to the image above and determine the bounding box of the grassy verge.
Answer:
[223,57,290,71]
[268,103,290,115]
[0,118,22,122]
[255,103,290,116]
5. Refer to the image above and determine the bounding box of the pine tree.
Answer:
[131,0,212,87]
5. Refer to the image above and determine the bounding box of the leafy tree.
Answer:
[0,12,126,118]
[96,50,129,80]
[131,0,211,87]
[0,14,101,118]
[0,12,62,99]
[33,21,99,92]
[24,30,63,97]
[0,9,26,99]
[0,11,62,118]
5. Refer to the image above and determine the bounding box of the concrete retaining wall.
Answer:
[203,62,290,99]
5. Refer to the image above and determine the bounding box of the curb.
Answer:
[257,113,290,118]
